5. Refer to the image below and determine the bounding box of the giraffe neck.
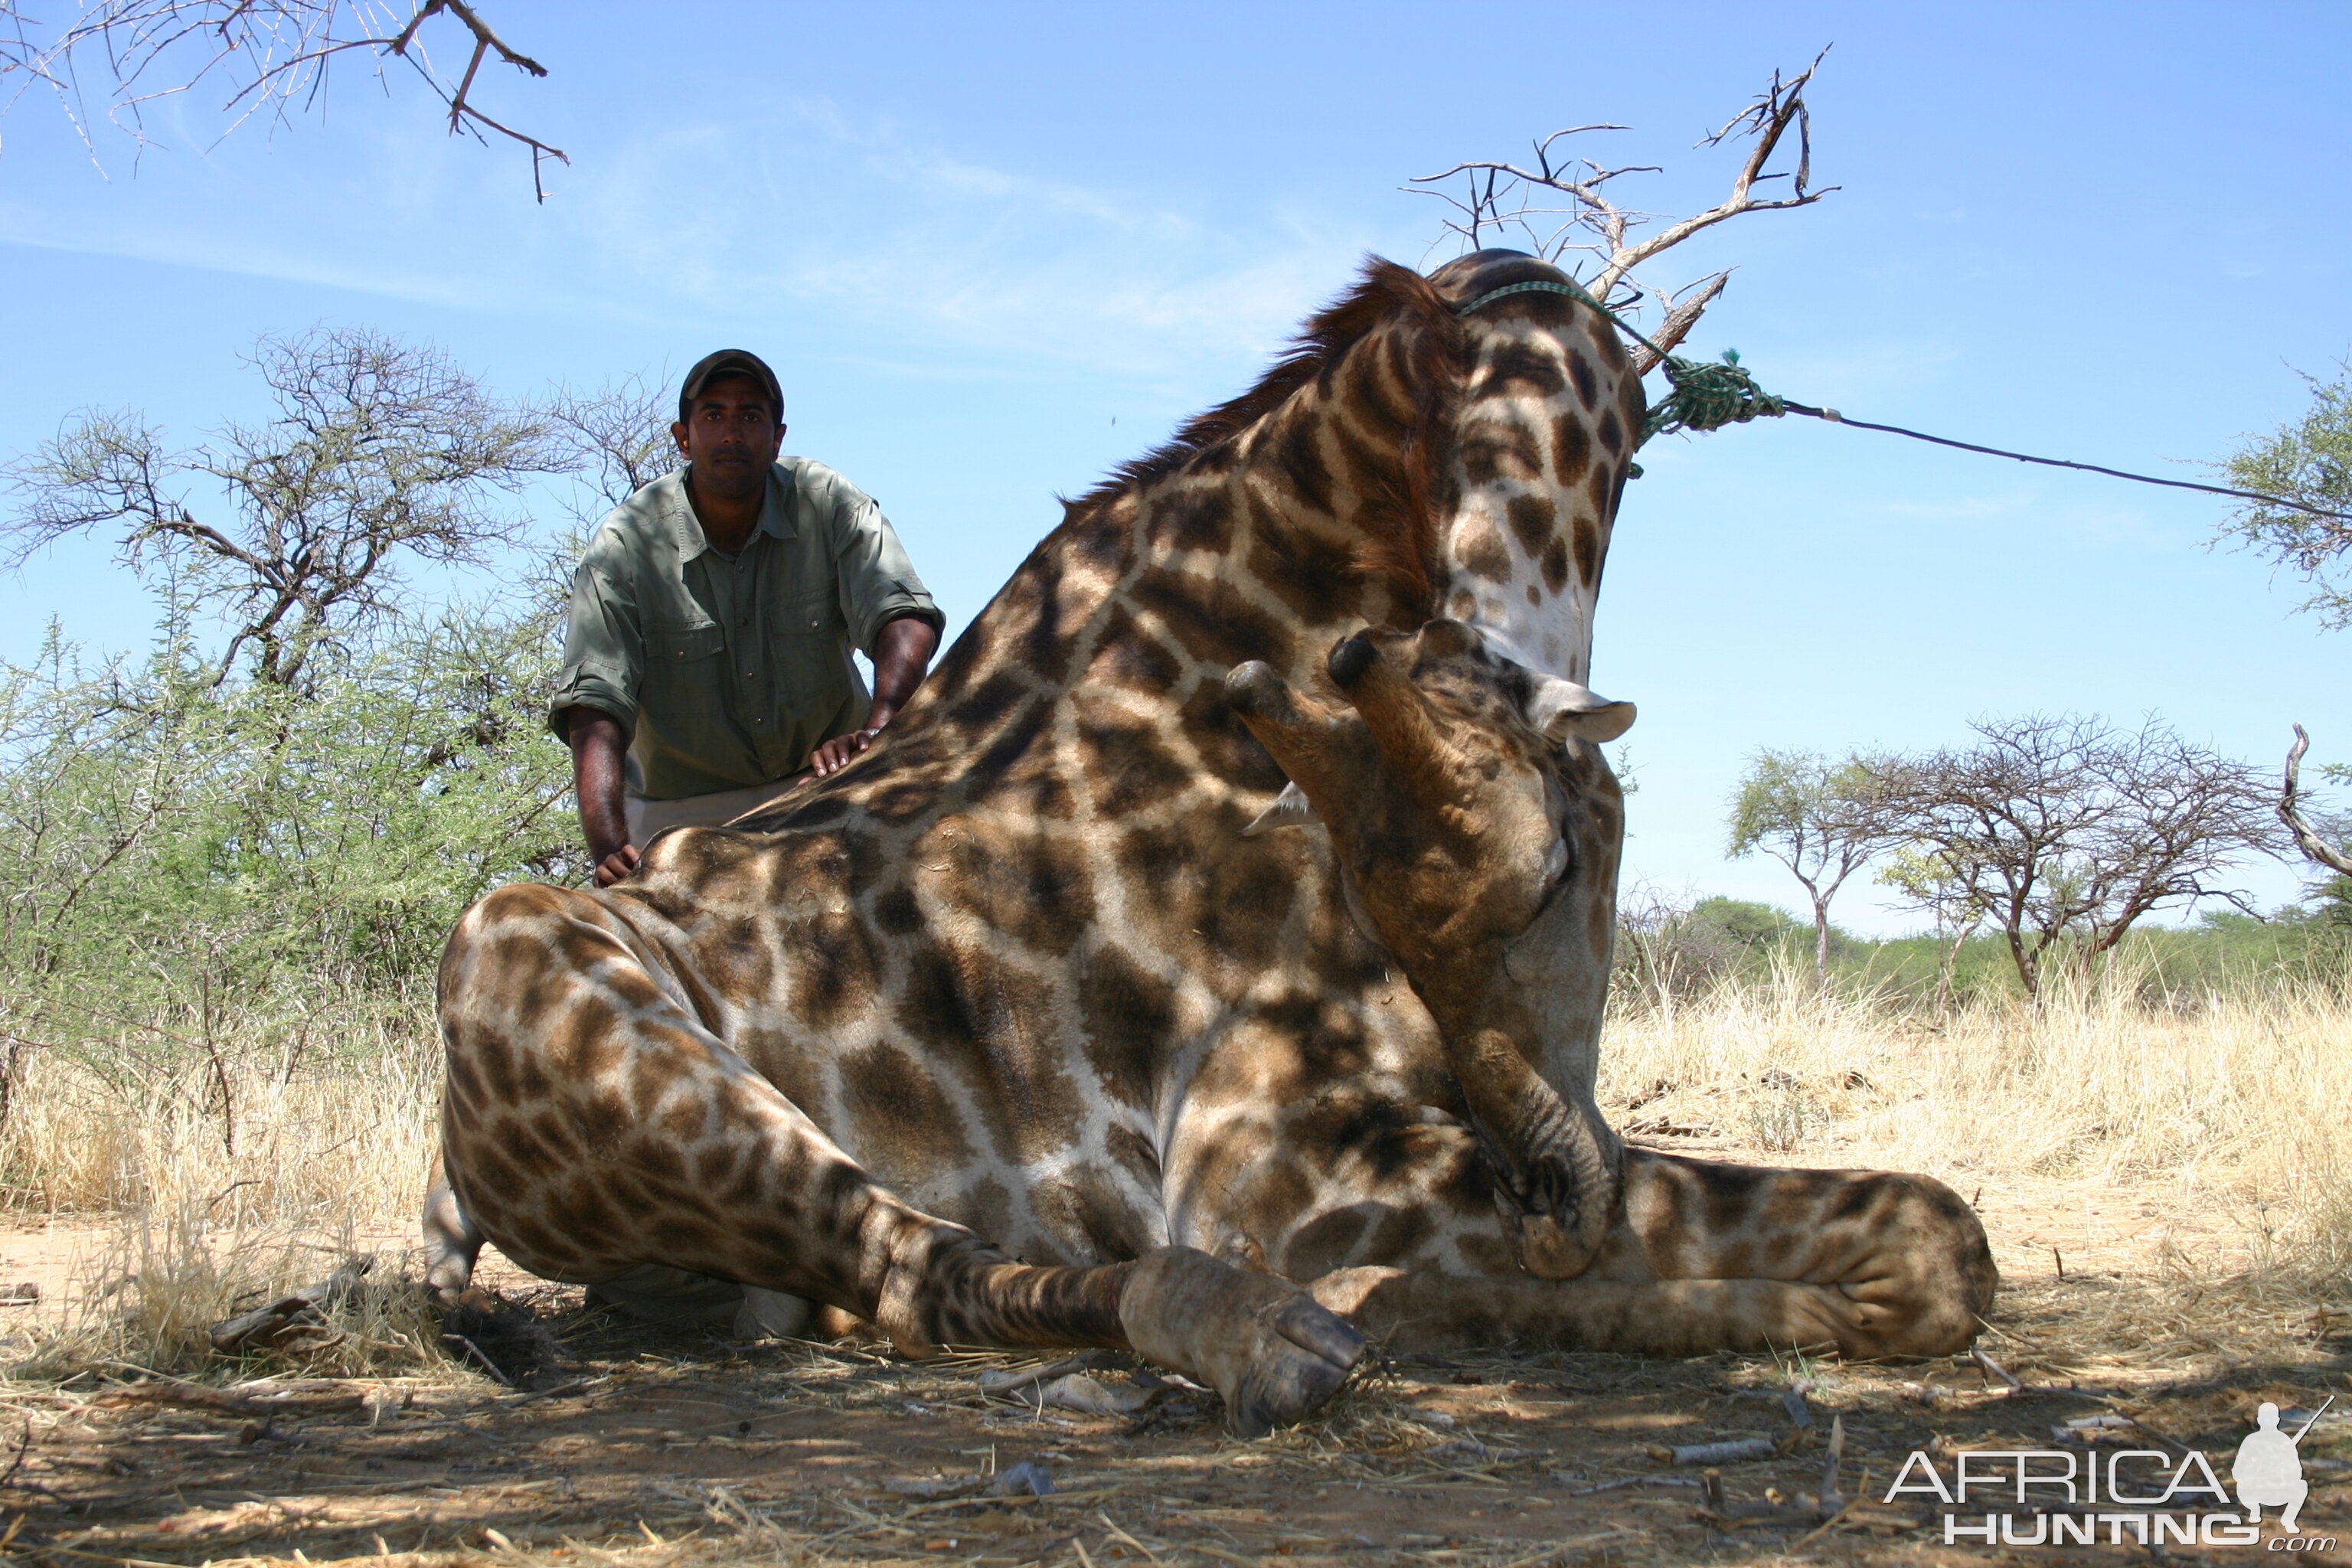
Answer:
[884,296,1452,771]
[803,258,1648,852]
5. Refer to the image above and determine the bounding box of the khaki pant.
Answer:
[623,776,805,846]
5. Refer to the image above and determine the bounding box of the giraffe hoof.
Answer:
[1502,1145,1614,1280]
[1119,1246,1367,1437]
[1230,1296,1367,1438]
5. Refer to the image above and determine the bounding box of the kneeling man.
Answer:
[551,350,942,887]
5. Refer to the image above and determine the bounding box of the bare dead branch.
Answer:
[1591,47,1837,303]
[1632,272,1730,376]
[0,2,564,198]
[2280,724,2352,877]
[400,0,541,77]
[1409,49,1836,359]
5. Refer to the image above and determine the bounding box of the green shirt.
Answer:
[549,459,941,801]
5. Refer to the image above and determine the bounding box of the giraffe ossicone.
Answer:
[428,250,1995,1434]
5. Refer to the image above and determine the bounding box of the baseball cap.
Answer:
[677,349,786,423]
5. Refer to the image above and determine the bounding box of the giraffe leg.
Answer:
[1310,1269,1909,1356]
[1308,1149,1995,1359]
[437,884,1362,1432]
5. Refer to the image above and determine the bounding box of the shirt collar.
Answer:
[668,462,799,560]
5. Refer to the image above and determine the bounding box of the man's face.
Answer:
[673,376,785,503]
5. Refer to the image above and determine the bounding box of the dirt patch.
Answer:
[3,1315,2346,1568]
[0,1161,2344,1567]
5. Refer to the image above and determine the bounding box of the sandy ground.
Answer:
[0,1138,2341,1568]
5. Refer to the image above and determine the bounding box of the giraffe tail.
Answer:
[421,1161,484,1305]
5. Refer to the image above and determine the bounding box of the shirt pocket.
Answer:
[774,586,835,638]
[654,621,725,664]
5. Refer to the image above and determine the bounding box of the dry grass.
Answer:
[0,988,443,1225]
[1602,956,2352,1282]
[0,991,450,1383]
[6,1200,460,1383]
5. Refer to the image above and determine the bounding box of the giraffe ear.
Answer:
[1241,780,1320,836]
[1528,676,1635,746]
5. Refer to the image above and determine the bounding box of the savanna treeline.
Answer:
[0,332,671,1165]
[1716,717,2323,1008]
[1698,346,2352,1012]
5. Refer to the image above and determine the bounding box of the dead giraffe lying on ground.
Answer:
[427,250,1996,1432]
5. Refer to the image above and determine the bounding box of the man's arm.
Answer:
[548,542,647,882]
[566,707,641,886]
[809,612,941,777]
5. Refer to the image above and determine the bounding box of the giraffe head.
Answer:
[1424,249,1648,688]
[1225,623,1632,1276]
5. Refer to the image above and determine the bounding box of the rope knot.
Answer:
[1645,348,1787,442]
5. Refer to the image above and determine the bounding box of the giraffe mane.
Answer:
[1063,255,1462,611]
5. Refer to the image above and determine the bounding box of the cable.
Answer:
[1777,402,2352,524]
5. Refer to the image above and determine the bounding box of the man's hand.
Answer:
[591,841,642,888]
[810,727,878,777]
[808,616,941,779]
[808,616,936,780]
[565,707,641,887]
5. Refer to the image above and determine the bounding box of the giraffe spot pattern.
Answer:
[1534,537,1565,595]
[1505,495,1556,557]
[1455,515,1512,582]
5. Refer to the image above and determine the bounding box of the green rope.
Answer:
[1646,348,1785,442]
[1453,279,1785,446]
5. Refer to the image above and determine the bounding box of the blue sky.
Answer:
[4,1,2348,933]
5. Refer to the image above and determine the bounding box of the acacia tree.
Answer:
[1726,747,1894,988]
[1870,714,2285,998]
[1873,843,1986,1021]
[2216,368,2352,874]
[540,371,675,522]
[0,330,585,1125]
[5,327,560,689]
[2223,365,2352,624]
[0,0,562,194]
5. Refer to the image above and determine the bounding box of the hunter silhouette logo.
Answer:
[1885,1395,2336,1548]
[2234,1397,2328,1534]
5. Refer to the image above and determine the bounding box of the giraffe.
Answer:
[427,250,1995,1432]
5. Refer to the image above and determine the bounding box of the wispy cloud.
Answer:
[571,98,1373,377]
[1880,486,2187,547]
[1751,335,1965,409]
[4,93,1381,385]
